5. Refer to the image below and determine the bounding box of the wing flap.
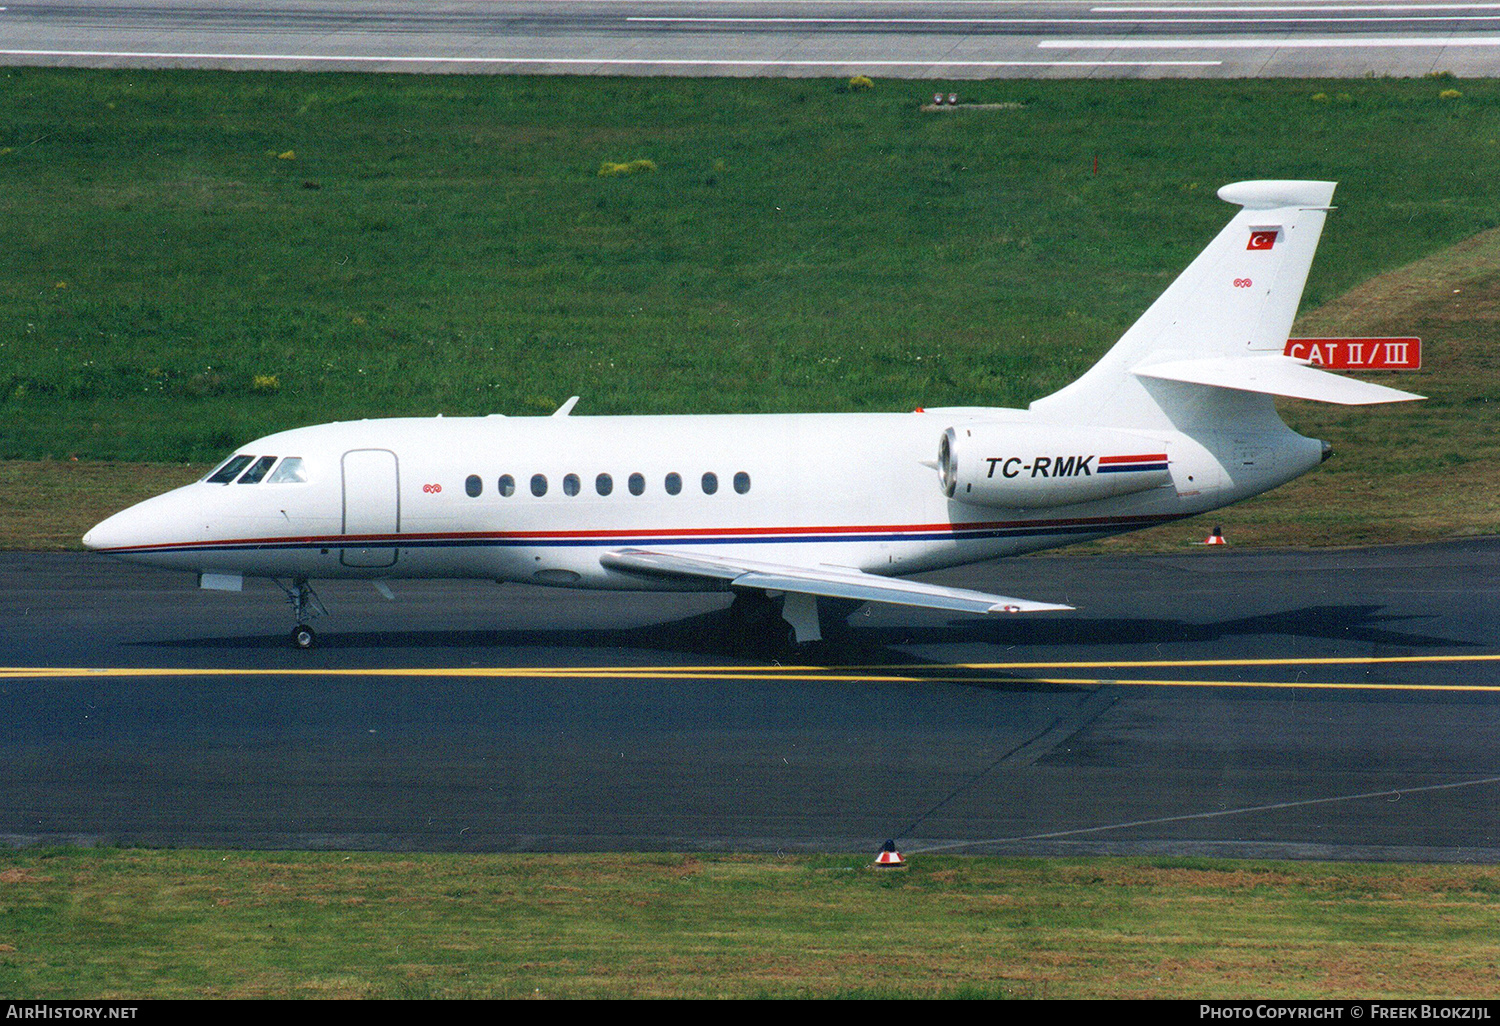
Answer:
[600,547,1071,615]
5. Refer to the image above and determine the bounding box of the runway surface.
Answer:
[2,0,1499,78]
[3,538,1499,860]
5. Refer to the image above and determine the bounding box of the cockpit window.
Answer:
[205,454,254,484]
[267,457,307,484]
[237,455,278,484]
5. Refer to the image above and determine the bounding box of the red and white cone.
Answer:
[1203,525,1227,546]
[874,839,905,867]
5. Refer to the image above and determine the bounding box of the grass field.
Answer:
[4,70,1500,549]
[3,849,1499,999]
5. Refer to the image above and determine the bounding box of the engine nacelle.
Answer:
[938,423,1172,508]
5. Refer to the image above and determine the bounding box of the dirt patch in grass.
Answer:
[0,868,52,884]
[1297,225,1500,334]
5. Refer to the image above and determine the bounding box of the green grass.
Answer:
[4,69,1500,548]
[3,849,1499,999]
[3,70,1499,457]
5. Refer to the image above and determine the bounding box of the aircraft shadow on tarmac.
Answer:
[935,603,1465,653]
[139,601,1464,665]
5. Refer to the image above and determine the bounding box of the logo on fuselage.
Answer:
[985,456,1096,479]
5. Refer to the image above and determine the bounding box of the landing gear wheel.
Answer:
[276,578,327,650]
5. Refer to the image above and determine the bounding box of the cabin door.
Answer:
[341,449,400,568]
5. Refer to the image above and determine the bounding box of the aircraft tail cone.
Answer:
[1203,525,1228,546]
[874,839,906,868]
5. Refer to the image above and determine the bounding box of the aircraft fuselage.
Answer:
[84,408,1322,589]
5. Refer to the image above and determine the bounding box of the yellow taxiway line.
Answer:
[3,652,1499,678]
[915,654,1500,670]
[1,652,1498,693]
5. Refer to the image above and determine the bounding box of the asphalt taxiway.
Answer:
[2,539,1498,860]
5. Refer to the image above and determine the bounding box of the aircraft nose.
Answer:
[82,507,133,552]
[83,486,202,555]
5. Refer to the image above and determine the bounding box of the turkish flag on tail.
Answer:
[1247,229,1278,250]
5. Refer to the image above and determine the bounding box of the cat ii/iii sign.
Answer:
[1284,337,1421,370]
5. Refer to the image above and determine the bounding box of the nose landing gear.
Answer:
[276,577,327,649]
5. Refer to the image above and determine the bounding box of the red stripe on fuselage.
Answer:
[93,513,1182,555]
[1097,453,1168,465]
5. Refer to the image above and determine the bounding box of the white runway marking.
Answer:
[0,49,1223,68]
[907,774,1500,854]
[1042,33,1500,44]
[532,0,1205,4]
[542,0,1500,5]
[1098,4,1500,10]
[631,14,1500,21]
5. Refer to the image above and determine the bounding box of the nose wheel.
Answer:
[275,577,327,650]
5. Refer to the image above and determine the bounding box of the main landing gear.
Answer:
[724,590,864,651]
[275,577,327,650]
[725,589,791,650]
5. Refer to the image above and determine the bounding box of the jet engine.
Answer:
[938,424,1173,508]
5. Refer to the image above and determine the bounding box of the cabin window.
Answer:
[665,472,682,496]
[267,457,307,484]
[701,472,718,495]
[596,473,613,496]
[237,455,278,484]
[499,474,515,497]
[465,474,482,497]
[734,471,751,494]
[563,473,581,497]
[205,454,254,484]
[628,473,645,496]
[531,474,548,497]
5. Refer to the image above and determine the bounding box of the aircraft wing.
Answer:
[599,547,1072,615]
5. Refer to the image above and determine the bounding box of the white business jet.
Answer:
[84,181,1421,649]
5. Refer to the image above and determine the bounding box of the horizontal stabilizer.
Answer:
[1132,354,1424,405]
[601,548,1072,615]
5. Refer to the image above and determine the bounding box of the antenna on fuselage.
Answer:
[552,396,580,417]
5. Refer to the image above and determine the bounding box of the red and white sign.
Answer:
[1247,229,1278,251]
[1284,337,1422,370]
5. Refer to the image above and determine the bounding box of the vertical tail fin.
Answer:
[1030,180,1340,430]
